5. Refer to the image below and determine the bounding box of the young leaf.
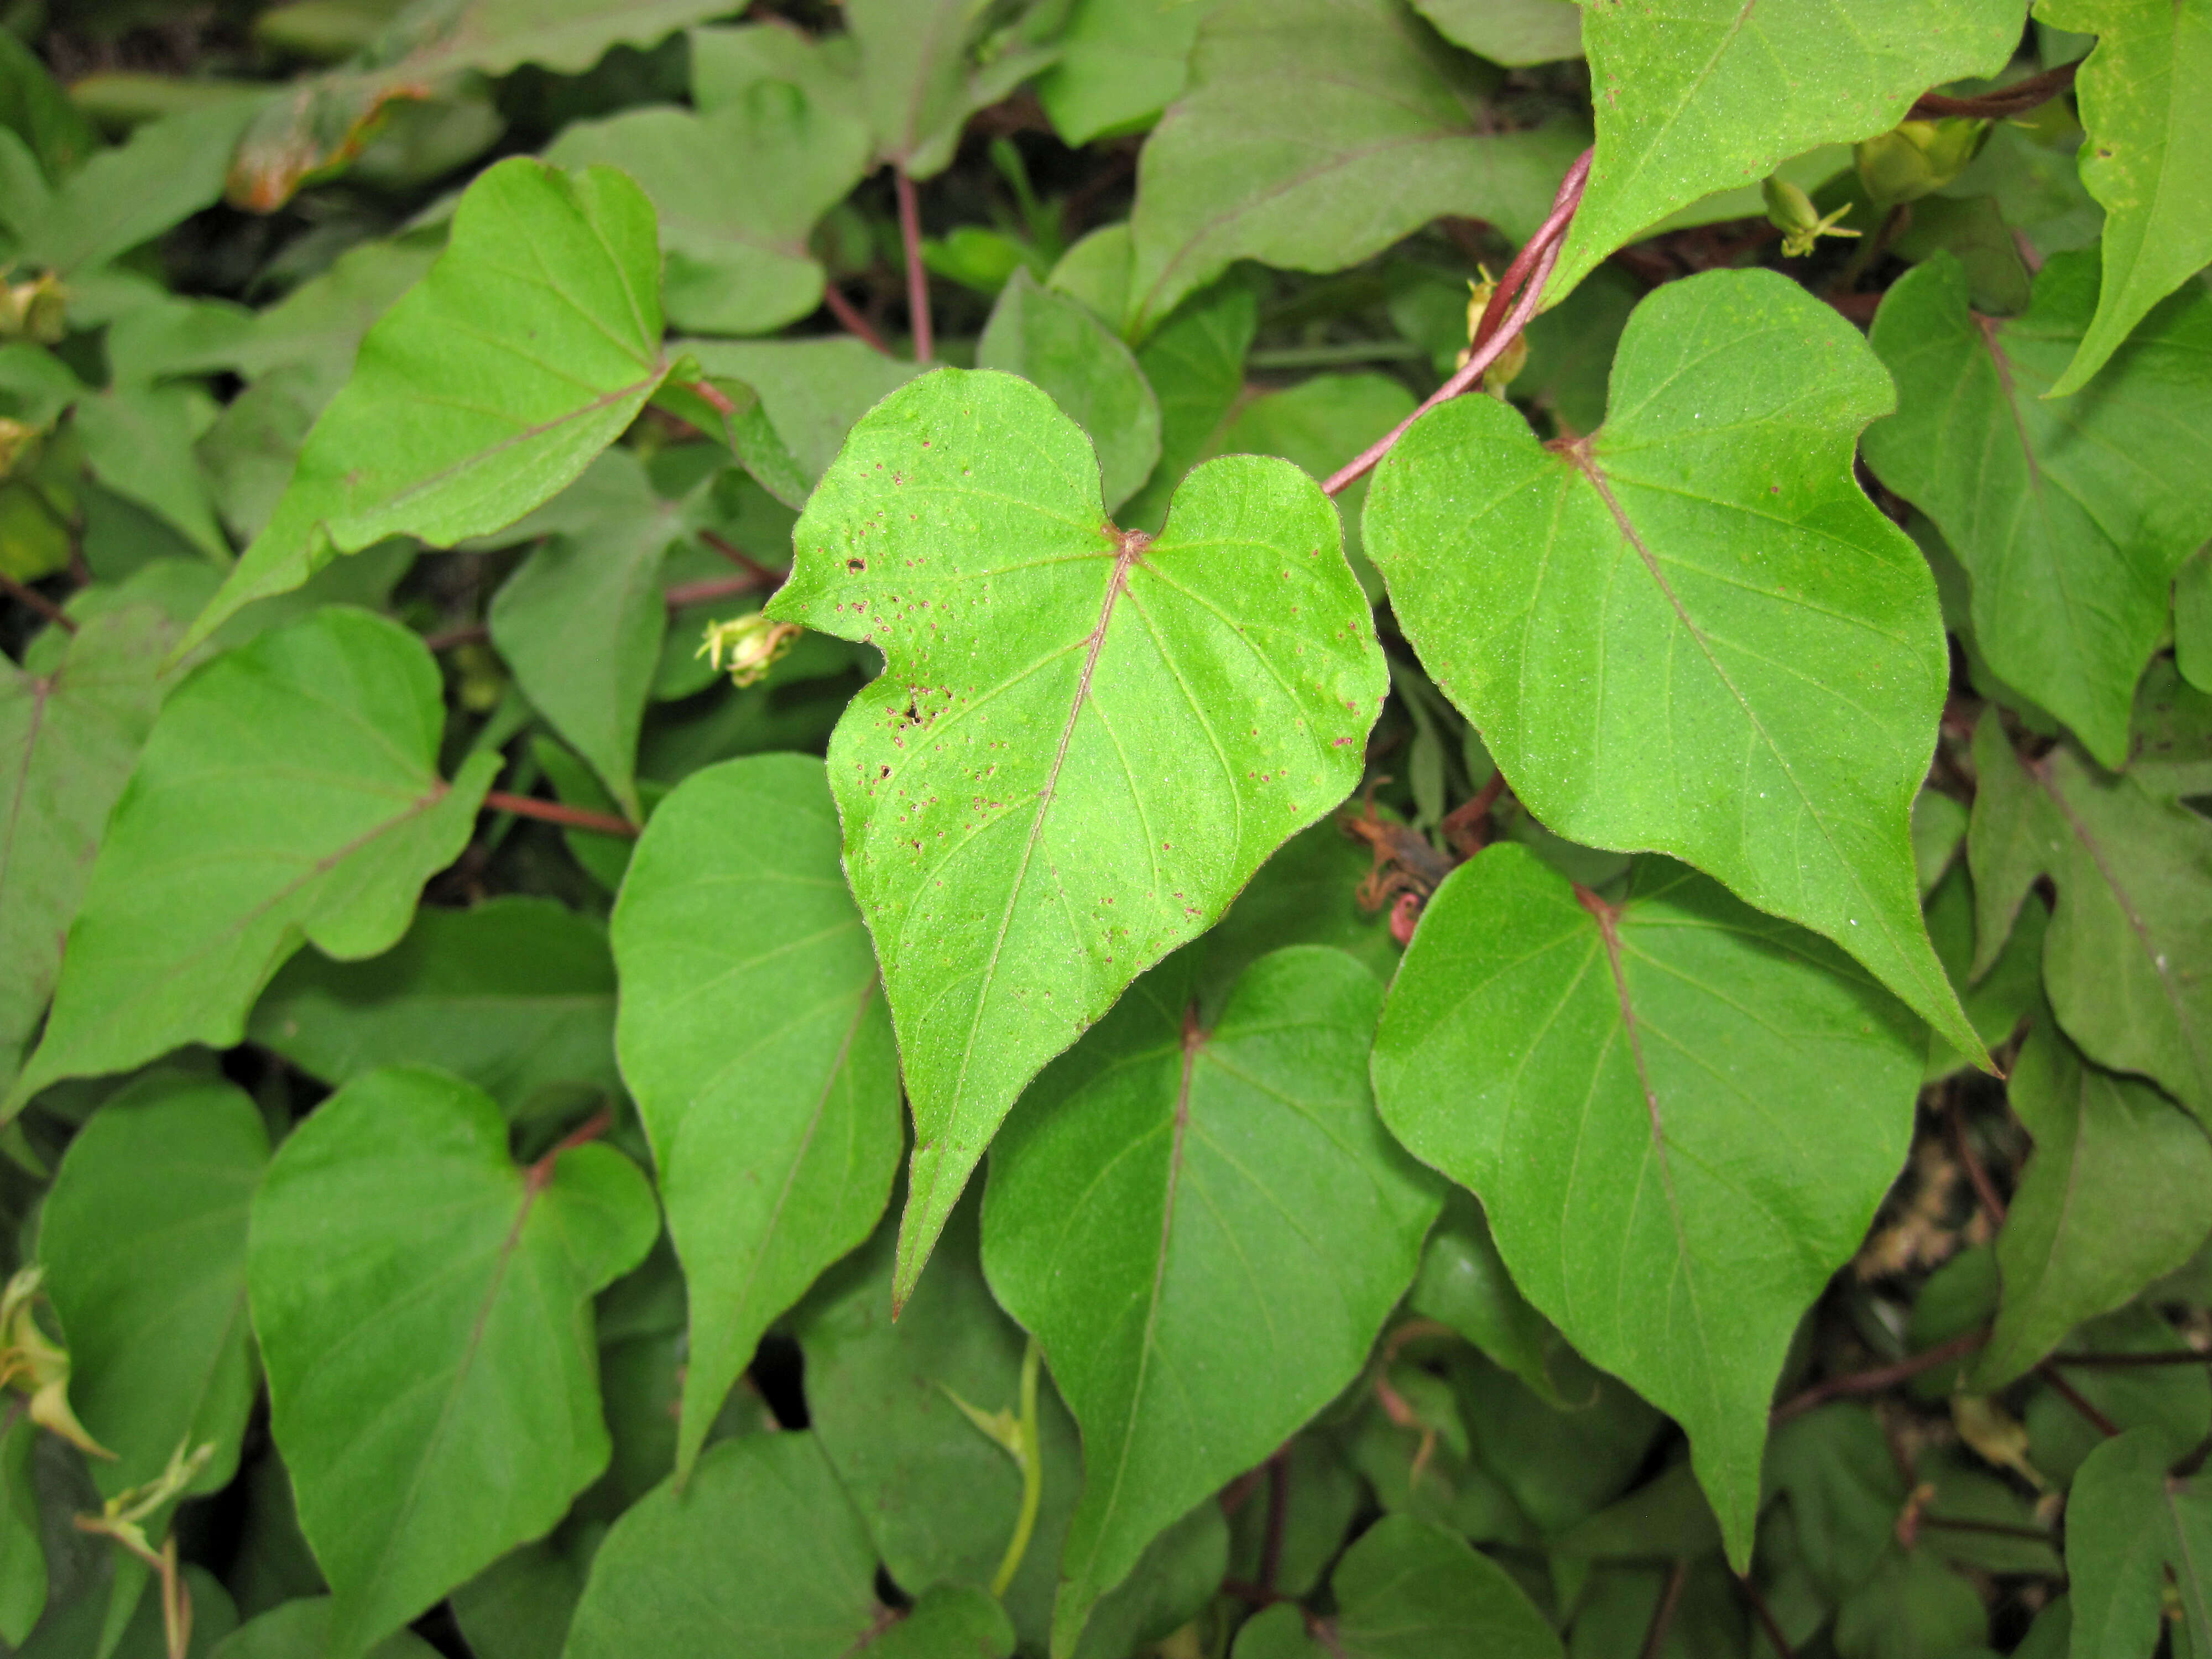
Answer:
[2067,1428,2212,1657]
[1365,268,1979,1058]
[795,1197,1081,1653]
[1037,0,1207,147]
[610,755,902,1480]
[1969,715,2212,1123]
[178,160,669,656]
[543,82,872,338]
[676,337,921,510]
[1543,0,2019,301]
[0,603,173,1088]
[1124,0,1586,337]
[1975,1024,2212,1389]
[562,1433,1016,1659]
[766,368,1387,1302]
[1230,1515,1563,1659]
[845,0,1057,179]
[1865,252,2212,768]
[38,1073,268,1498]
[982,947,1441,1656]
[249,896,620,1115]
[1369,846,1923,1567]
[2032,0,2212,394]
[248,1066,657,1658]
[7,609,495,1116]
[979,269,1162,512]
[1409,0,1584,67]
[227,0,741,210]
[485,451,699,820]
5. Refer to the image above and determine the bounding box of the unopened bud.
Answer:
[698,613,801,688]
[0,274,65,343]
[1762,175,1861,258]
[1856,119,1987,208]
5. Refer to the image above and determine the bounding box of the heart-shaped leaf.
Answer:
[982,947,1439,1655]
[248,1066,656,1658]
[7,609,497,1115]
[611,755,902,1479]
[1365,267,1978,1058]
[1968,713,2212,1123]
[180,159,669,656]
[765,367,1386,1302]
[1370,845,1922,1566]
[1865,252,2212,768]
[1543,0,2019,300]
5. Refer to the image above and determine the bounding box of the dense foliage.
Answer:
[1,0,2209,1655]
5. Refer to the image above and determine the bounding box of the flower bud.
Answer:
[698,613,801,688]
[1855,118,1987,208]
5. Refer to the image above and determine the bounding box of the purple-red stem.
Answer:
[2037,1361,2121,1438]
[1771,1329,1989,1421]
[1322,147,1593,498]
[0,571,72,633]
[1637,1558,1690,1659]
[822,283,891,355]
[427,566,778,653]
[895,168,933,364]
[483,791,638,838]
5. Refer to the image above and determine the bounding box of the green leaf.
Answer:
[688,22,862,118]
[1370,846,1923,1567]
[2027,1307,2212,1488]
[227,0,741,210]
[1037,0,1208,146]
[2177,548,2212,695]
[248,1066,656,1657]
[562,1432,1015,1659]
[1408,0,1583,66]
[1977,1023,2212,1387]
[544,82,872,338]
[1968,714,2212,1121]
[7,609,496,1116]
[14,98,264,275]
[768,366,1386,1301]
[0,603,173,1089]
[1189,812,1401,1011]
[1544,0,2018,301]
[1410,1189,1570,1410]
[982,946,1441,1655]
[448,1537,585,1659]
[249,896,620,1115]
[676,337,922,510]
[795,1196,1081,1653]
[1870,252,2212,767]
[38,1072,268,1497]
[1232,1515,1562,1659]
[611,755,901,1480]
[2068,1427,2212,1659]
[0,1415,41,1645]
[484,451,702,820]
[2030,0,2212,393]
[1115,276,1257,531]
[1365,268,1978,1057]
[1833,1547,1988,1659]
[1922,863,2045,1082]
[846,0,1057,178]
[979,269,1162,512]
[1210,371,1415,580]
[1124,0,1586,337]
[0,30,95,182]
[179,159,669,656]
[209,1598,439,1659]
[74,384,229,564]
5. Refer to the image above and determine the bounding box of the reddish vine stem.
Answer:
[2047,1348,2212,1368]
[1949,1094,2007,1227]
[482,791,639,838]
[1322,147,1593,499]
[894,167,933,363]
[821,282,891,354]
[2037,1361,2122,1438]
[427,567,777,654]
[1771,1329,1989,1421]
[1735,1573,1798,1659]
[0,571,72,633]
[698,529,784,585]
[1909,60,2077,121]
[527,1106,615,1192]
[1637,1558,1691,1659]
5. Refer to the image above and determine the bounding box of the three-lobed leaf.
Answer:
[1370,846,1923,1566]
[982,946,1441,1655]
[179,159,669,655]
[1866,252,2212,768]
[1545,0,2020,300]
[766,368,1386,1303]
[7,608,496,1116]
[248,1066,656,1658]
[610,755,901,1479]
[1365,267,1980,1057]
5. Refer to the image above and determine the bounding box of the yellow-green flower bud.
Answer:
[1855,118,1987,209]
[699,613,802,688]
[1761,175,1861,258]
